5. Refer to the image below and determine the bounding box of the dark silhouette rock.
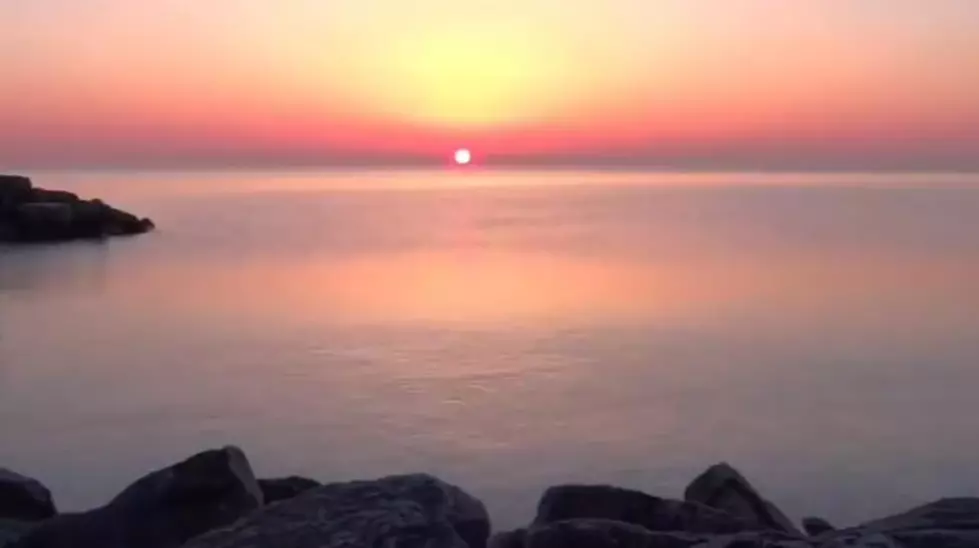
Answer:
[489,528,527,548]
[14,446,262,548]
[858,498,979,533]
[182,473,490,548]
[28,189,78,204]
[814,498,979,548]
[257,477,321,505]
[524,519,705,548]
[0,468,56,522]
[685,463,801,536]
[802,517,835,536]
[534,484,754,534]
[0,175,154,243]
[0,176,33,207]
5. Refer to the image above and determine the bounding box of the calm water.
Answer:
[2,169,979,527]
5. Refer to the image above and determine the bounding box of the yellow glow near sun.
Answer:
[362,24,577,128]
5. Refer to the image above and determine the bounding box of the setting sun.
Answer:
[454,148,472,165]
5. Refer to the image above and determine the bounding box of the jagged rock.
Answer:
[257,477,321,505]
[535,485,754,534]
[0,468,56,521]
[182,473,490,548]
[14,446,262,548]
[525,519,706,548]
[803,517,836,537]
[685,464,801,536]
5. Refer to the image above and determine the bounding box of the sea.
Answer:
[2,169,979,527]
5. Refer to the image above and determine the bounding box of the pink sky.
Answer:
[2,0,979,170]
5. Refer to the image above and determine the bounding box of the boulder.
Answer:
[0,176,32,207]
[257,477,321,505]
[802,517,836,537]
[685,463,801,536]
[182,473,490,548]
[14,446,262,548]
[0,468,56,521]
[534,485,754,534]
[525,519,706,548]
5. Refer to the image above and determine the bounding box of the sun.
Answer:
[453,148,472,165]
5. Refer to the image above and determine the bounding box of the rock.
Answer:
[257,477,321,505]
[815,532,901,548]
[535,484,754,534]
[1,519,36,548]
[28,189,78,204]
[15,446,262,548]
[811,498,979,548]
[182,473,490,548]
[489,529,527,548]
[691,531,814,547]
[0,175,154,243]
[0,468,56,521]
[889,529,979,548]
[803,517,836,537]
[525,519,706,548]
[858,498,979,533]
[0,176,33,207]
[685,464,801,536]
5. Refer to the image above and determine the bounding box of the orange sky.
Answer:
[2,0,979,170]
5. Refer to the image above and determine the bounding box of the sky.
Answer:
[2,0,979,171]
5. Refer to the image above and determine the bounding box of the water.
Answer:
[2,169,979,528]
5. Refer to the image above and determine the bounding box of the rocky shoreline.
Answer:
[0,175,154,243]
[2,447,976,548]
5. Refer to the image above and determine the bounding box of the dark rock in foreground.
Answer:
[802,517,836,537]
[5,448,979,548]
[0,469,56,522]
[14,446,261,548]
[534,484,754,534]
[257,477,321,505]
[182,473,491,548]
[525,518,706,548]
[0,174,154,243]
[685,462,802,536]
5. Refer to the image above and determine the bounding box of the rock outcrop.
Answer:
[802,517,835,537]
[257,477,321,505]
[14,446,261,548]
[685,462,802,536]
[182,473,491,548]
[0,175,153,243]
[533,485,754,534]
[0,469,56,522]
[4,450,979,548]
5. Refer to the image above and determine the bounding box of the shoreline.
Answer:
[3,446,977,548]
